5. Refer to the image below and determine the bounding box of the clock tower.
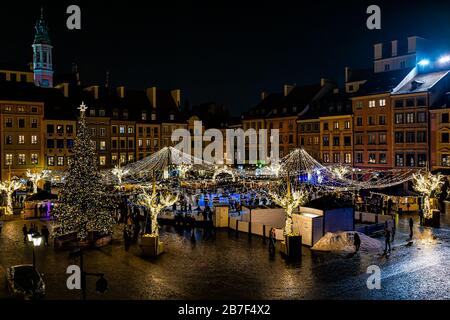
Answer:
[32,7,53,88]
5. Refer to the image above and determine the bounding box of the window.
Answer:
[368,133,376,145]
[18,135,25,144]
[344,121,351,129]
[112,140,118,149]
[154,138,158,147]
[379,115,386,125]
[395,100,404,108]
[400,61,406,69]
[356,117,363,126]
[379,133,387,144]
[47,124,54,133]
[18,119,25,128]
[141,112,147,121]
[395,113,404,124]
[355,135,363,145]
[112,126,117,134]
[57,156,64,166]
[406,98,415,107]
[368,116,375,125]
[6,118,13,127]
[57,139,64,148]
[18,154,26,165]
[323,136,329,146]
[369,100,376,108]
[56,125,64,134]
[128,154,134,162]
[120,154,126,164]
[288,135,294,144]
[67,139,74,148]
[344,136,351,146]
[396,154,404,167]
[119,126,126,134]
[442,113,449,123]
[151,113,156,121]
[128,139,134,149]
[323,153,330,163]
[333,122,339,130]
[31,135,37,144]
[323,123,329,131]
[417,112,426,123]
[333,136,340,146]
[169,114,175,121]
[5,154,13,166]
[100,141,106,151]
[442,132,449,143]
[99,109,106,117]
[406,154,415,167]
[406,132,415,143]
[47,139,55,148]
[416,97,426,106]
[66,125,74,134]
[368,153,376,164]
[355,153,363,164]
[31,119,38,128]
[146,139,151,147]
[384,64,390,71]
[395,131,404,143]
[333,153,340,163]
[406,113,414,124]
[123,110,129,119]
[31,153,38,165]
[128,126,134,134]
[5,135,12,144]
[138,139,143,147]
[120,139,126,149]
[379,153,387,164]
[89,109,95,117]
[442,154,450,167]
[17,106,24,112]
[99,156,106,166]
[344,153,352,164]
[379,99,386,107]
[100,128,106,136]
[417,131,426,143]
[90,128,96,136]
[418,154,426,167]
[355,101,364,109]
[113,110,119,119]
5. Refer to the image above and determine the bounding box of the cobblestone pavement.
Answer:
[1,214,449,300]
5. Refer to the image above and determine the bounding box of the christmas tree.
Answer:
[53,102,116,240]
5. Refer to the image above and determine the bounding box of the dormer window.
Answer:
[151,113,156,121]
[89,109,95,117]
[169,114,175,121]
[292,106,297,112]
[99,108,106,117]
[411,80,424,91]
[273,109,277,114]
[141,111,147,121]
[123,109,129,119]
[282,107,287,113]
[113,109,119,119]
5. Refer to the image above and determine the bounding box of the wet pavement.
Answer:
[1,213,450,300]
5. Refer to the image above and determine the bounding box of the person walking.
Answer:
[22,224,28,243]
[268,228,276,256]
[409,217,414,238]
[384,224,391,254]
[354,232,361,253]
[41,225,50,246]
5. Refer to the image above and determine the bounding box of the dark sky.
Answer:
[2,0,450,115]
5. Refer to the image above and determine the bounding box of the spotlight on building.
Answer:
[438,55,450,64]
[418,59,430,66]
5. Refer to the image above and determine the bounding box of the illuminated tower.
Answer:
[32,8,53,88]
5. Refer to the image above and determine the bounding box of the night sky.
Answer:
[2,0,450,115]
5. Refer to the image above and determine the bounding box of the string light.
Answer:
[0,177,23,215]
[26,169,50,194]
[413,171,445,219]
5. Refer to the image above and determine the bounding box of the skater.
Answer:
[354,232,361,253]
[409,217,414,238]
[268,228,276,256]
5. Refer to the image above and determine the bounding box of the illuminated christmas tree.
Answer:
[53,102,116,239]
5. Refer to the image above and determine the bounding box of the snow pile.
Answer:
[312,231,382,253]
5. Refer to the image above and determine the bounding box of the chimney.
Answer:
[56,83,70,98]
[146,87,157,109]
[391,40,398,57]
[407,36,418,53]
[261,90,268,100]
[283,84,295,96]
[374,43,383,60]
[320,78,333,87]
[171,89,181,108]
[116,86,125,98]
[345,67,351,83]
[85,85,99,99]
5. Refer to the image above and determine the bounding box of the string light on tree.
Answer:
[52,103,116,239]
[0,177,23,215]
[413,171,445,219]
[213,164,236,182]
[111,164,129,185]
[26,169,50,194]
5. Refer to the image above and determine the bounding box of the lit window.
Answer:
[141,112,147,120]
[128,126,133,134]
[169,114,175,121]
[119,126,126,134]
[18,154,26,165]
[90,128,96,136]
[333,122,339,129]
[99,156,106,166]
[344,153,352,164]
[5,154,13,165]
[151,113,156,121]
[100,141,106,151]
[31,135,38,144]
[5,136,12,144]
[31,118,38,128]
[18,135,25,144]
[57,125,64,134]
[57,156,64,166]
[31,153,38,164]
[379,99,386,106]
[138,139,143,147]
[368,153,376,164]
[344,121,351,129]
[369,100,376,108]
[100,128,106,136]
[99,109,106,117]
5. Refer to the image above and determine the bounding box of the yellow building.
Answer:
[0,100,45,180]
[43,119,76,171]
[319,114,353,165]
[430,107,450,170]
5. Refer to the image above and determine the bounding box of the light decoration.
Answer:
[177,163,192,179]
[213,164,236,182]
[330,165,350,180]
[438,55,450,64]
[137,178,178,237]
[268,174,309,236]
[111,164,129,185]
[26,169,50,194]
[0,177,23,215]
[52,102,116,239]
[418,59,430,66]
[412,171,445,219]
[267,159,282,177]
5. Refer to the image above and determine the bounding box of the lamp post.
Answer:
[28,232,42,267]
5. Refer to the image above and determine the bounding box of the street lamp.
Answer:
[28,232,42,267]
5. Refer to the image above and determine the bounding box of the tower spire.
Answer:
[32,7,53,87]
